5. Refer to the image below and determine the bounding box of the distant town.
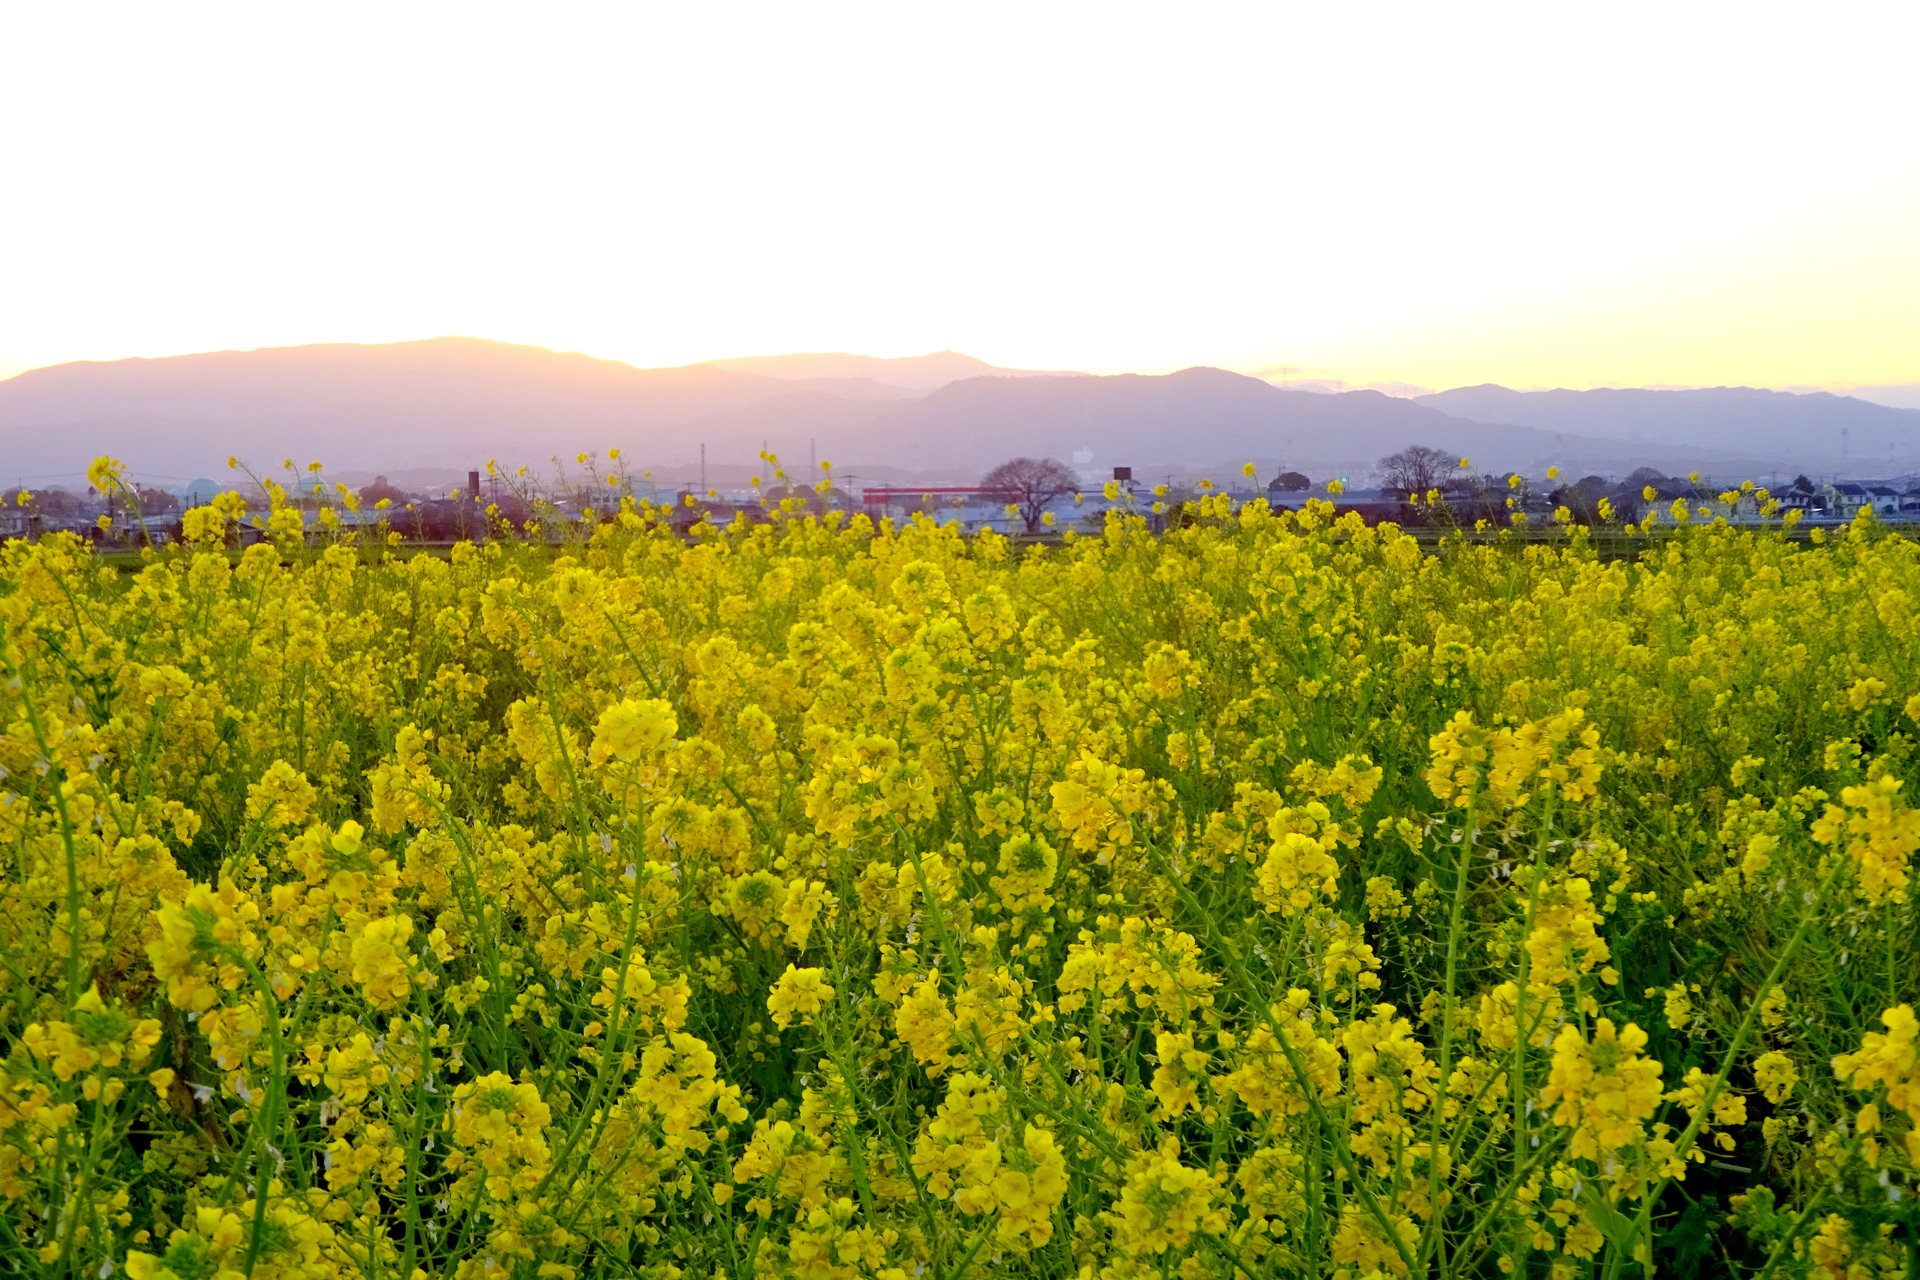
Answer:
[4,453,1911,547]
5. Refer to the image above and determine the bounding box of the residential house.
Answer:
[1773,489,1825,519]
[1823,483,1900,519]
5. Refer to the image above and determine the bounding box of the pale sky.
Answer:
[3,2,1917,390]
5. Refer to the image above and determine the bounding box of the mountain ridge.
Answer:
[1415,383,1920,463]
[3,336,1915,484]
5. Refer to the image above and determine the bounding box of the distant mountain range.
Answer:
[2,336,1917,487]
[1415,385,1920,471]
[825,368,1594,477]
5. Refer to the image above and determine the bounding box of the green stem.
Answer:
[5,659,89,1003]
[1416,806,1481,1272]
[222,951,288,1278]
[1603,854,1848,1280]
[1500,797,1555,1277]
[1747,1186,1825,1280]
[1150,845,1419,1279]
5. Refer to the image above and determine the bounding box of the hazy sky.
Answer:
[3,2,1917,390]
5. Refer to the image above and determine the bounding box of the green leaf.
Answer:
[1580,1182,1645,1258]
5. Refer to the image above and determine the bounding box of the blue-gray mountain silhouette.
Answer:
[1417,384,1920,464]
[0,338,1578,481]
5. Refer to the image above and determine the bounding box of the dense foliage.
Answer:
[1,467,1915,1280]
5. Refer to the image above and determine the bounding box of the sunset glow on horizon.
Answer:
[3,2,1917,392]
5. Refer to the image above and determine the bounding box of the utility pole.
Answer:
[700,443,707,493]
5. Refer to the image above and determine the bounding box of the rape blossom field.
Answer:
[1,461,1916,1280]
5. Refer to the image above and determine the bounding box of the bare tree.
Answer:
[358,475,411,508]
[1268,470,1310,493]
[5,487,83,516]
[1374,446,1456,499]
[135,487,180,515]
[1550,475,1610,524]
[981,457,1079,532]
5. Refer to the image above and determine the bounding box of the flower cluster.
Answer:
[1539,1018,1664,1161]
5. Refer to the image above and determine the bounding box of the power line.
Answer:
[6,469,206,483]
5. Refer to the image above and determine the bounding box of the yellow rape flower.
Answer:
[1539,1018,1663,1161]
[590,697,679,766]
[1110,1141,1228,1254]
[767,965,835,1029]
[1832,1004,1920,1144]
[1811,775,1920,903]
[348,914,415,1008]
[1253,831,1340,915]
